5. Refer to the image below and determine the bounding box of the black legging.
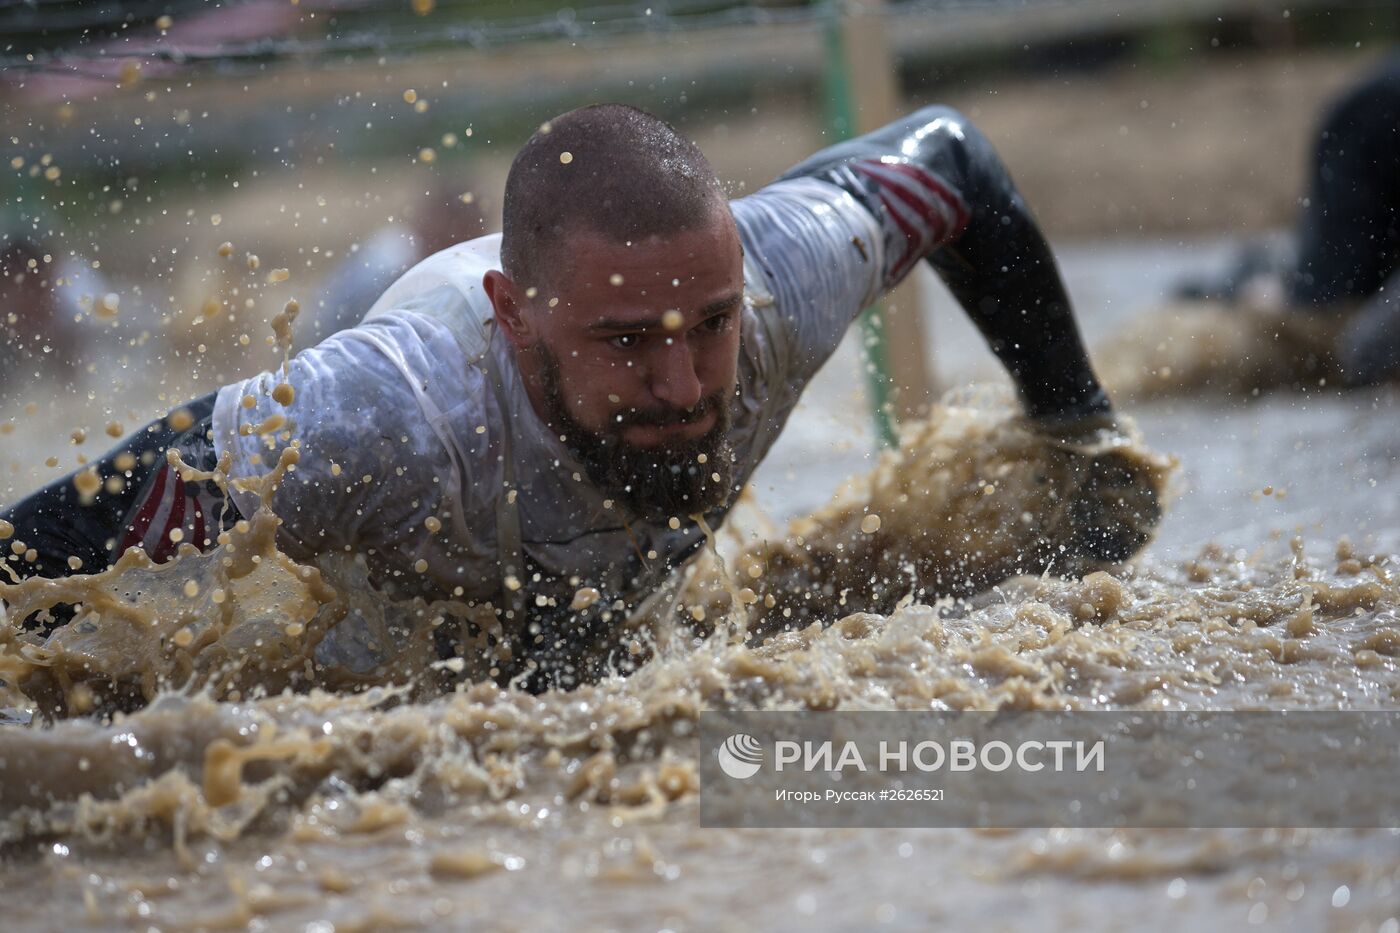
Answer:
[1,392,233,588]
[781,106,1110,424]
[1290,55,1400,309]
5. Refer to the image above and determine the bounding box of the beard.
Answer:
[534,344,737,523]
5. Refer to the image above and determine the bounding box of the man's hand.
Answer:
[1031,413,1165,565]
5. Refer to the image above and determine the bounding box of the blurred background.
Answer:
[1,0,1397,508]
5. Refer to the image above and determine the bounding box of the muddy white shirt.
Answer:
[213,178,897,616]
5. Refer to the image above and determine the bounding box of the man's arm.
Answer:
[735,107,1160,564]
[779,105,1109,423]
[214,317,461,583]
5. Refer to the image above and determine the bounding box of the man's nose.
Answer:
[647,337,704,410]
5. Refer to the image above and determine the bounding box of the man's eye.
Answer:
[609,333,640,350]
[705,312,734,333]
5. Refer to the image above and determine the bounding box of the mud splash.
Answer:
[673,405,1172,640]
[0,446,506,720]
[1,531,1397,927]
[2,528,1397,829]
[4,401,1399,931]
[1094,300,1347,401]
[0,401,1170,721]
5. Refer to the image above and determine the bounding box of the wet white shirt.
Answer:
[213,177,887,613]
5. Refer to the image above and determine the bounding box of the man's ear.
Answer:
[483,269,535,349]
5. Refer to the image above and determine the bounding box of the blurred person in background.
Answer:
[1176,53,1400,384]
[308,176,490,340]
[0,229,106,392]
[162,176,489,380]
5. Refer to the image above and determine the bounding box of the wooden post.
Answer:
[837,0,936,424]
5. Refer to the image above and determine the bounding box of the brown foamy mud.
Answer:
[2,398,1398,929]
[0,447,510,720]
[1092,300,1375,402]
[669,405,1171,642]
[1,527,1397,927]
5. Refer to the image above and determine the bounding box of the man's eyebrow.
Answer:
[587,293,743,332]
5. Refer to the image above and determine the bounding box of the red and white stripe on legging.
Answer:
[850,158,970,282]
[118,464,218,563]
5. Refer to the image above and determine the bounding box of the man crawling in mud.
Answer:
[2,104,1160,691]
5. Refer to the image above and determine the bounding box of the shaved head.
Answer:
[499,104,726,288]
[485,104,744,523]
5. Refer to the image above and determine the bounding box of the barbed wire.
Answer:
[1,0,1360,83]
[0,0,1141,76]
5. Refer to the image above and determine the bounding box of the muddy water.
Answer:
[4,235,1400,931]
[2,392,1399,931]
